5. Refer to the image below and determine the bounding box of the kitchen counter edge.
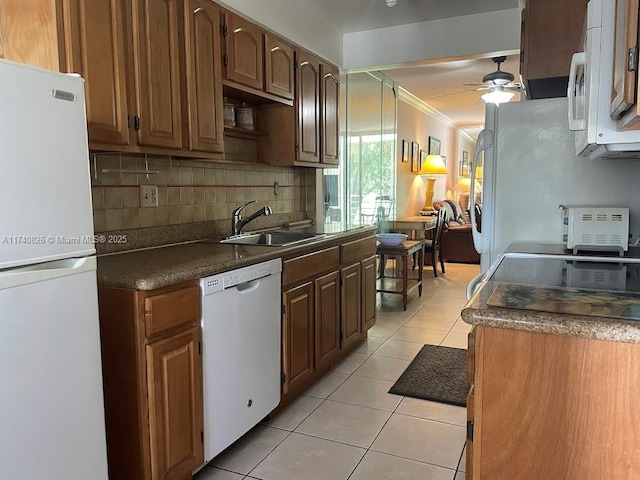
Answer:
[97,226,377,291]
[461,291,640,345]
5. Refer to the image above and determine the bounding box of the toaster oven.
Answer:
[562,206,629,255]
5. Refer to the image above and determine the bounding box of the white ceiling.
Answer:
[384,54,521,128]
[334,0,522,135]
[338,0,519,33]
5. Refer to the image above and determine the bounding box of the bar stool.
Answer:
[376,239,425,310]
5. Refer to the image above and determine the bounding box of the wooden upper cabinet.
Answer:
[59,0,130,145]
[296,51,320,163]
[521,0,587,98]
[183,0,224,153]
[0,0,61,70]
[612,0,640,128]
[321,63,339,164]
[131,0,182,148]
[265,33,294,100]
[146,327,203,480]
[223,12,264,90]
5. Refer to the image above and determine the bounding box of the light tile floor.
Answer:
[196,262,480,480]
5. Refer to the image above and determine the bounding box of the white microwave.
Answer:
[568,0,640,160]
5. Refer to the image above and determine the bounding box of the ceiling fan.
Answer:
[430,56,522,104]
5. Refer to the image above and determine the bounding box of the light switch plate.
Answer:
[140,185,158,208]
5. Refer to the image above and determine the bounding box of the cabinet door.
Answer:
[59,0,130,145]
[341,264,361,351]
[466,386,474,480]
[361,255,377,332]
[147,327,203,480]
[612,0,640,125]
[131,0,183,148]
[321,63,339,165]
[265,33,294,100]
[296,51,320,163]
[0,0,60,70]
[183,0,224,153]
[315,271,341,369]
[521,0,586,98]
[282,282,314,395]
[223,12,264,90]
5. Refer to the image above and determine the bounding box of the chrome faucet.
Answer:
[231,200,272,236]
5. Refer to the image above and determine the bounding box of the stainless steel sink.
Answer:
[220,231,326,247]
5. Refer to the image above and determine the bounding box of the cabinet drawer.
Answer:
[341,236,376,264]
[283,246,340,286]
[144,285,200,337]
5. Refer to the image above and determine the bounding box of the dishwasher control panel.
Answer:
[201,258,282,294]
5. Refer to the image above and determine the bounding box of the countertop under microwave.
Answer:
[568,0,640,160]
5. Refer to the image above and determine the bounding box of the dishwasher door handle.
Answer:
[234,278,262,294]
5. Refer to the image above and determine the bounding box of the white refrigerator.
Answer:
[470,97,640,272]
[0,60,109,479]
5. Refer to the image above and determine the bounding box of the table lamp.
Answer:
[452,177,481,211]
[419,154,448,212]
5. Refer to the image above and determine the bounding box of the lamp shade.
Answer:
[481,86,514,105]
[419,154,448,175]
[452,177,481,193]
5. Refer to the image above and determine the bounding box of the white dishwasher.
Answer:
[200,258,282,463]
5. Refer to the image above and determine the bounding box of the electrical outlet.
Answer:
[140,185,158,208]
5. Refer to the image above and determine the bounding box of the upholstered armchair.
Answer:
[433,200,480,264]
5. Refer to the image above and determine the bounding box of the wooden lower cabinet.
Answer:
[282,281,315,395]
[341,263,361,351]
[278,235,377,405]
[468,326,640,479]
[466,387,473,480]
[147,328,203,480]
[361,255,377,331]
[315,271,341,369]
[98,282,203,480]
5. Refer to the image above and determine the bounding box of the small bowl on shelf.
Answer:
[376,233,408,246]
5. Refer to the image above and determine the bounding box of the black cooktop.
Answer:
[490,255,640,293]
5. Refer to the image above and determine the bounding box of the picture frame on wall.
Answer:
[402,140,410,163]
[411,142,420,172]
[428,136,441,155]
[420,150,427,170]
[459,151,469,176]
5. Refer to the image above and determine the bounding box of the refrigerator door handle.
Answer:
[0,257,96,290]
[466,272,485,300]
[470,129,493,254]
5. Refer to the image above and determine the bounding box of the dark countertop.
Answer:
[97,224,376,290]
[462,243,640,344]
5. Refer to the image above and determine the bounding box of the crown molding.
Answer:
[397,87,457,128]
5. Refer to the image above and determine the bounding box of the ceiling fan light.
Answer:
[386,0,397,6]
[481,88,514,105]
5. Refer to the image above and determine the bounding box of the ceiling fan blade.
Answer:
[462,83,485,87]
[428,88,482,100]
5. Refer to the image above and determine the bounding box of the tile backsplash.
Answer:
[91,153,316,234]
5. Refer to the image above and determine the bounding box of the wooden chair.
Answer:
[474,203,482,233]
[424,208,446,277]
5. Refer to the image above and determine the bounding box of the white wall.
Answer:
[396,99,458,218]
[343,9,521,70]
[217,0,343,66]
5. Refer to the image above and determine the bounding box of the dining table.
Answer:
[381,215,438,238]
